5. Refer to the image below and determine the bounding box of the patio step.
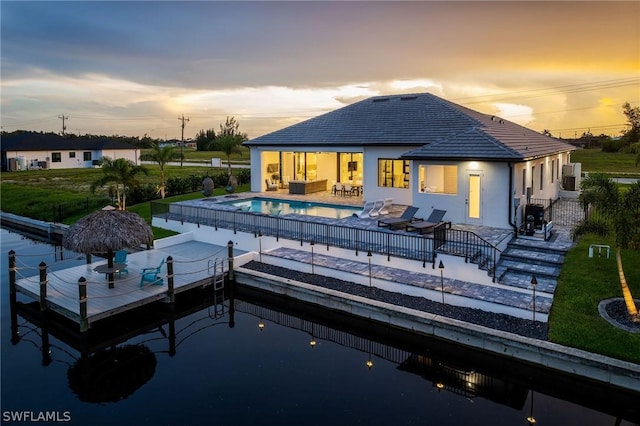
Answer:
[495,239,569,294]
[257,246,552,321]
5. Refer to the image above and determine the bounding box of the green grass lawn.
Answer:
[571,148,640,177]
[549,234,640,363]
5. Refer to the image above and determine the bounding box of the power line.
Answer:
[452,77,640,105]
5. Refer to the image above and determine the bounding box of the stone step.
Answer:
[500,247,565,266]
[496,259,561,280]
[260,247,552,321]
[507,237,573,255]
[497,270,557,294]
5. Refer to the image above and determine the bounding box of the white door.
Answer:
[466,172,482,223]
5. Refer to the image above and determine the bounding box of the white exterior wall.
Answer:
[411,160,510,228]
[362,146,413,205]
[5,149,138,170]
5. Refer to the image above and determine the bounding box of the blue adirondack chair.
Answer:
[140,258,165,287]
[114,249,129,277]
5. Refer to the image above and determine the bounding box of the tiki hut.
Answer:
[62,209,154,288]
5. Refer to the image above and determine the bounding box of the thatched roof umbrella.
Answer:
[63,209,153,288]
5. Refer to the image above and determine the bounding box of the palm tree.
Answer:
[579,173,640,322]
[139,143,179,198]
[91,157,148,210]
[216,116,248,179]
[217,134,244,178]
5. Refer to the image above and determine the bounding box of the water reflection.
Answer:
[67,345,157,403]
[3,228,639,425]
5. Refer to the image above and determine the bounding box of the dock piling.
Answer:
[78,277,88,332]
[167,256,175,307]
[227,241,235,283]
[39,261,47,312]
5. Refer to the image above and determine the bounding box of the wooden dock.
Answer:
[12,241,234,330]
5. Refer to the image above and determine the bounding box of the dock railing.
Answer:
[151,202,501,279]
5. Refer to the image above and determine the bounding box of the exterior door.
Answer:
[466,172,482,223]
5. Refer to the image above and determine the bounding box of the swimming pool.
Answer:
[223,197,360,219]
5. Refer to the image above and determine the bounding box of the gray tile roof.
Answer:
[244,93,574,161]
[1,132,136,152]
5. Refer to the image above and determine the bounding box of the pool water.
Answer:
[225,197,360,219]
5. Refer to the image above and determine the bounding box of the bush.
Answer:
[601,140,622,152]
[126,183,159,205]
[571,218,611,240]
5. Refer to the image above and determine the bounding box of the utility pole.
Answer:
[178,115,190,166]
[58,114,68,135]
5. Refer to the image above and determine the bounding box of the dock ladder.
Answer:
[208,258,226,317]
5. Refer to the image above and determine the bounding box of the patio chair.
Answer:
[281,176,290,189]
[265,179,278,191]
[333,182,344,196]
[377,198,393,215]
[343,183,353,196]
[377,206,422,229]
[140,258,165,287]
[368,199,385,218]
[353,200,377,218]
[406,209,447,234]
[113,249,129,277]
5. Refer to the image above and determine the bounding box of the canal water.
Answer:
[1,228,638,425]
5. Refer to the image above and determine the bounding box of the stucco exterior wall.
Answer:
[4,149,138,170]
[362,146,413,206]
[411,160,510,228]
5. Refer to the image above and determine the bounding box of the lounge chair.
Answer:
[140,258,165,287]
[368,199,385,218]
[353,201,377,218]
[406,209,447,234]
[377,206,422,229]
[265,179,277,191]
[377,198,393,215]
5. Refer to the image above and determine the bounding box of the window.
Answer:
[531,166,535,195]
[540,163,544,190]
[52,152,61,163]
[378,159,410,188]
[83,152,92,161]
[551,160,555,183]
[522,169,526,195]
[69,151,76,158]
[418,165,457,194]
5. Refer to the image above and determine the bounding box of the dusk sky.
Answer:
[1,1,639,140]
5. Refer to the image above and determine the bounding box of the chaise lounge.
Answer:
[405,209,447,234]
[377,206,422,230]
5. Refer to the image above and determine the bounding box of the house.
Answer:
[243,93,577,230]
[1,132,140,171]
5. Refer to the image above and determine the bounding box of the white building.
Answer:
[244,93,578,230]
[2,133,139,171]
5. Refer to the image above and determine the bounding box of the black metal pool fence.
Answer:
[151,201,500,280]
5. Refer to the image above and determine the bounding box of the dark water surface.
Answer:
[1,229,638,425]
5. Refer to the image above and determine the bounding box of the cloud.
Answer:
[1,1,638,138]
